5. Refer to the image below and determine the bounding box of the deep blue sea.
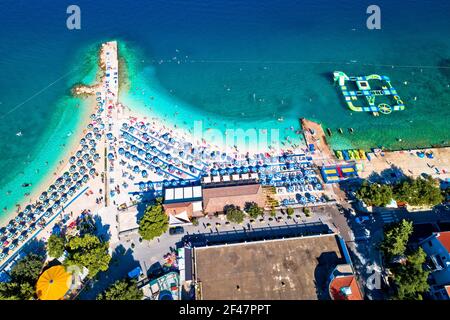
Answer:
[0,0,449,218]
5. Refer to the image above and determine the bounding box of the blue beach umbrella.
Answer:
[82,144,89,151]
[82,175,89,182]
[39,192,47,201]
[80,138,86,145]
[76,151,82,158]
[132,155,138,162]
[125,151,131,159]
[86,160,93,168]
[147,181,153,189]
[141,170,148,178]
[79,167,86,175]
[108,153,114,160]
[139,182,146,190]
[69,156,76,164]
[133,166,140,173]
[89,168,96,176]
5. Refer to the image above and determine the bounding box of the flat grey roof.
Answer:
[193,234,346,300]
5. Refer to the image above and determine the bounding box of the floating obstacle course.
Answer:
[333,71,405,115]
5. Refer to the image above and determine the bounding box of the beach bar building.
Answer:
[202,183,265,215]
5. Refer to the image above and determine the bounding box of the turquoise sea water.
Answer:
[0,0,450,219]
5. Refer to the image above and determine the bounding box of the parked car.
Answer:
[169,226,184,235]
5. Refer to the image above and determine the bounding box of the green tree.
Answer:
[97,279,143,300]
[47,234,66,258]
[393,248,430,300]
[394,177,444,207]
[286,207,294,216]
[224,205,245,224]
[0,253,45,300]
[303,207,311,217]
[138,201,169,241]
[245,202,263,219]
[65,234,111,278]
[379,219,413,259]
[356,181,393,207]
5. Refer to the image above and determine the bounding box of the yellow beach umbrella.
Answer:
[36,265,72,300]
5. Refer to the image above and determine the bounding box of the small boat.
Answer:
[337,128,343,134]
[16,131,22,137]
[277,117,284,122]
[326,128,332,136]
[348,128,354,134]
[22,183,32,187]
[342,150,350,161]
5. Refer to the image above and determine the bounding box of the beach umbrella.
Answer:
[163,181,170,187]
[211,169,218,176]
[69,165,76,173]
[52,202,60,210]
[36,266,72,300]
[69,156,76,164]
[82,175,89,182]
[141,170,148,178]
[108,153,114,160]
[87,123,93,129]
[138,149,145,156]
[172,180,179,186]
[58,186,65,193]
[75,182,82,189]
[147,181,153,189]
[118,147,125,155]
[72,172,80,180]
[76,159,83,167]
[133,166,140,173]
[67,188,75,196]
[132,155,138,162]
[89,139,96,147]
[124,151,131,159]
[63,172,70,179]
[76,151,82,158]
[86,160,93,169]
[139,182,146,190]
[90,113,96,120]
[80,138,86,145]
[166,153,172,160]
[95,133,101,140]
[82,153,90,161]
[79,167,86,175]
[60,195,68,203]
[129,126,135,133]
[93,153,100,161]
[82,144,89,151]
[86,132,93,140]
[39,192,48,201]
[131,145,137,152]
[190,166,197,174]
[88,148,96,156]
[122,123,128,129]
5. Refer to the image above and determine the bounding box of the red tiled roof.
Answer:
[437,231,450,253]
[329,275,363,300]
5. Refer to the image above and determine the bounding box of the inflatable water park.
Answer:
[333,71,405,115]
[320,164,359,183]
